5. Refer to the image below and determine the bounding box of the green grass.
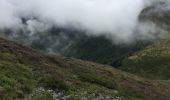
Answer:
[121,38,170,80]
[40,75,69,91]
[0,61,36,99]
[0,38,170,100]
[78,72,118,89]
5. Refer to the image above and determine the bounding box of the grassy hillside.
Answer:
[0,38,170,100]
[121,32,170,80]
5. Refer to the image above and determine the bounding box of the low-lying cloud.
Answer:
[0,0,159,42]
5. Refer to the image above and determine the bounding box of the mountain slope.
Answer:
[120,1,170,80]
[120,33,170,80]
[1,28,151,67]
[0,1,169,69]
[65,35,151,67]
[1,1,165,68]
[0,37,170,100]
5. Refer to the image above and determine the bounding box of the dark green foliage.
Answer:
[66,35,151,67]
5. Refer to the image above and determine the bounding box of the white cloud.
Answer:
[0,0,148,42]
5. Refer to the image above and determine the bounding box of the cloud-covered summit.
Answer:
[0,0,156,42]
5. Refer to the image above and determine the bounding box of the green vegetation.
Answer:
[121,37,170,80]
[4,27,150,67]
[0,38,169,99]
[78,72,118,89]
[40,75,69,91]
[1,2,170,100]
[66,35,150,67]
